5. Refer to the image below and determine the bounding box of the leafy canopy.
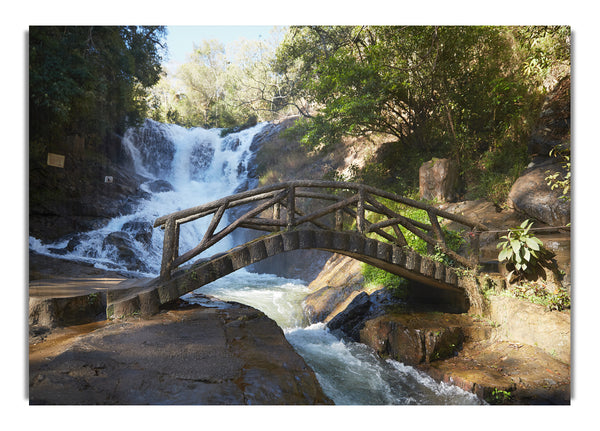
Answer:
[30,26,166,148]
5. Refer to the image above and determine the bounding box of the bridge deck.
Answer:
[107,229,471,318]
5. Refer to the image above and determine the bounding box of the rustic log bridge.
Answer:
[153,180,488,281]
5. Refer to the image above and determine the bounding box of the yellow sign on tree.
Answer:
[47,153,65,168]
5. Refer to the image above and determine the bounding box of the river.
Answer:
[30,119,482,405]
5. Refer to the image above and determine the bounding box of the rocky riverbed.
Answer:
[302,198,571,405]
[28,255,331,405]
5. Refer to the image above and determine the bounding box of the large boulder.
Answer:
[507,157,570,227]
[29,302,333,405]
[419,158,460,202]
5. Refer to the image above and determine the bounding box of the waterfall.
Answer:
[29,119,268,276]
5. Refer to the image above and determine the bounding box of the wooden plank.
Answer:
[356,187,366,233]
[160,217,177,280]
[155,180,488,231]
[243,217,287,227]
[335,209,343,231]
[342,205,404,247]
[428,209,444,242]
[196,202,228,252]
[238,223,280,232]
[287,185,295,229]
[154,185,286,227]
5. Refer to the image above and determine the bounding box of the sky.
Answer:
[164,25,280,68]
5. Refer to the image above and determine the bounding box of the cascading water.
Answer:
[29,119,482,405]
[30,119,263,275]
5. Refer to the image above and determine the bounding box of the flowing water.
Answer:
[30,119,482,405]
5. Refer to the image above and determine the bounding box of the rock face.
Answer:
[358,313,491,366]
[507,157,570,226]
[419,158,460,202]
[529,75,570,157]
[486,295,570,363]
[303,254,366,323]
[507,74,571,226]
[29,302,333,405]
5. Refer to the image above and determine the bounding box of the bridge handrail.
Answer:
[154,180,488,230]
[154,180,488,279]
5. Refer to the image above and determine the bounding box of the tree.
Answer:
[271,25,566,200]
[151,28,288,128]
[29,26,166,159]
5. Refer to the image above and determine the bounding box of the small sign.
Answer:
[47,153,65,168]
[104,176,114,183]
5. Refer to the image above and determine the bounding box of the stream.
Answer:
[30,119,482,405]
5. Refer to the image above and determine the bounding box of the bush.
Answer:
[497,219,559,286]
[362,263,408,298]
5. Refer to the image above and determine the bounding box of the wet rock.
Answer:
[327,292,372,339]
[419,340,570,404]
[122,220,154,246]
[222,136,242,152]
[190,143,215,180]
[359,314,467,365]
[249,122,282,153]
[102,232,149,272]
[145,179,174,193]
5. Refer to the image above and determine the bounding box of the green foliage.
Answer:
[497,220,544,274]
[545,145,571,201]
[148,28,289,128]
[506,282,570,312]
[361,263,408,299]
[271,25,569,203]
[514,26,571,88]
[30,26,166,159]
[362,263,407,289]
[489,388,513,404]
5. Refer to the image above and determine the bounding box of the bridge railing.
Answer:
[154,180,488,280]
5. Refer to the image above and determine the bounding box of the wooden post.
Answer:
[470,230,481,268]
[273,202,281,231]
[160,217,178,280]
[286,185,295,229]
[335,209,343,231]
[356,187,365,233]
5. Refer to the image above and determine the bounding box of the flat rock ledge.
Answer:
[29,301,332,405]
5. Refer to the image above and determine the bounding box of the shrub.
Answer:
[497,219,554,282]
[362,263,408,299]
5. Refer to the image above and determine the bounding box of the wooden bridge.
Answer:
[107,181,489,317]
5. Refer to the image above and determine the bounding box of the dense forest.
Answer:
[150,25,569,204]
[29,25,570,208]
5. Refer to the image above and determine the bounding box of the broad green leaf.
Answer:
[510,239,521,253]
[525,237,540,251]
[524,247,531,261]
[498,247,511,262]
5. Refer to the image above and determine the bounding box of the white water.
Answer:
[30,119,482,405]
[188,271,482,405]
